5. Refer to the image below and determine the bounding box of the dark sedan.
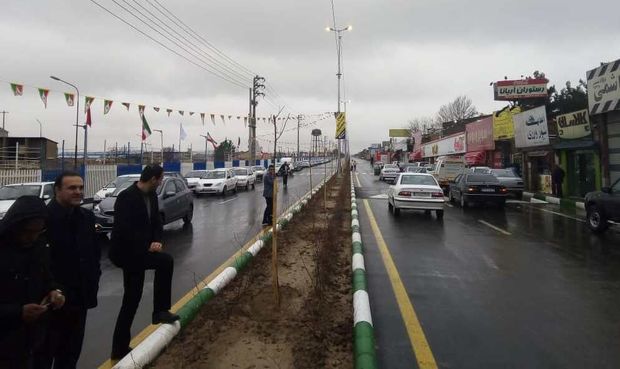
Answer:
[585,178,620,233]
[491,168,524,199]
[93,176,194,233]
[448,173,508,208]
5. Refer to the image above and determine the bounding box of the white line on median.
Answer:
[478,219,512,235]
[218,197,238,205]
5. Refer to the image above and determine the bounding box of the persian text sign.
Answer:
[492,106,521,140]
[513,106,550,148]
[421,133,466,158]
[587,59,620,115]
[466,117,495,152]
[556,109,591,139]
[494,78,548,101]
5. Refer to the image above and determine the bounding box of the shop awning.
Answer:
[553,139,597,150]
[464,151,486,165]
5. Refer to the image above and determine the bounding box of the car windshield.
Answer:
[492,169,517,177]
[186,171,207,179]
[0,185,41,200]
[252,166,264,171]
[111,181,134,196]
[205,171,226,179]
[466,174,499,183]
[233,169,247,176]
[108,176,138,188]
[400,175,437,186]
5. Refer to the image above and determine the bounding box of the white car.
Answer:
[251,165,265,181]
[0,182,55,219]
[184,170,209,191]
[387,173,445,219]
[193,169,238,196]
[94,174,140,202]
[232,167,256,190]
[379,164,401,183]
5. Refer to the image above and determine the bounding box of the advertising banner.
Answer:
[466,117,495,152]
[556,109,591,139]
[513,106,550,148]
[411,131,422,152]
[494,78,548,101]
[389,128,410,137]
[421,133,466,158]
[587,58,620,115]
[335,112,346,139]
[493,106,521,140]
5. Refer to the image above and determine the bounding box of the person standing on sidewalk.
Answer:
[42,171,101,369]
[262,165,276,226]
[0,196,65,369]
[109,165,179,361]
[552,164,565,197]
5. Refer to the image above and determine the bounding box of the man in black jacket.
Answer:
[0,196,65,368]
[109,165,179,361]
[42,171,101,369]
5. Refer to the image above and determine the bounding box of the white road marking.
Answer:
[482,255,500,270]
[446,203,454,208]
[218,197,238,205]
[530,198,548,204]
[369,194,388,199]
[538,208,586,223]
[478,219,512,235]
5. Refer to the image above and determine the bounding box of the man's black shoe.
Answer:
[152,311,180,324]
[111,346,132,360]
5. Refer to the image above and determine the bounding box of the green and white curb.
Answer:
[523,191,585,209]
[113,172,335,369]
[351,175,378,369]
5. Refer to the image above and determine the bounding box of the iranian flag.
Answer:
[103,100,113,114]
[141,112,152,141]
[206,132,218,149]
[122,102,130,110]
[86,107,92,127]
[38,88,49,108]
[10,83,23,96]
[84,96,94,114]
[64,93,75,107]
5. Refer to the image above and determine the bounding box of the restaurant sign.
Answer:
[493,78,548,101]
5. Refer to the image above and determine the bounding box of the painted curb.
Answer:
[350,173,378,369]
[113,170,337,369]
[524,191,584,208]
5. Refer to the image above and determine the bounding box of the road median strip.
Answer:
[109,172,335,369]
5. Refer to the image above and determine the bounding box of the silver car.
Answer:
[491,169,524,199]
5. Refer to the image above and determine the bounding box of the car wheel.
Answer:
[393,207,400,216]
[436,210,444,220]
[234,185,238,194]
[587,205,609,233]
[448,191,454,203]
[424,210,431,216]
[183,205,193,224]
[221,186,227,197]
[388,200,394,213]
[379,176,383,181]
[252,182,255,190]
[460,194,468,208]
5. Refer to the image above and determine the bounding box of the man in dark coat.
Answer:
[552,164,565,197]
[262,165,275,226]
[109,165,179,361]
[0,196,65,369]
[42,172,101,369]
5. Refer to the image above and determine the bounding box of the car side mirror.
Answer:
[164,191,176,199]
[601,186,611,194]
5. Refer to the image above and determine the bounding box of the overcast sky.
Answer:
[1,0,619,155]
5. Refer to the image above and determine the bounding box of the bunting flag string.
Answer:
[153,107,160,112]
[122,102,130,110]
[38,88,49,108]
[243,117,248,127]
[220,115,226,125]
[141,111,152,141]
[200,113,205,126]
[210,114,216,126]
[166,108,172,116]
[227,115,232,122]
[64,93,75,107]
[189,112,195,116]
[179,111,184,116]
[104,99,113,115]
[84,96,94,114]
[138,104,145,115]
[10,83,23,96]
[237,116,241,120]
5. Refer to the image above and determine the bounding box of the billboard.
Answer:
[556,109,591,139]
[493,78,548,101]
[335,112,346,139]
[421,133,466,158]
[493,106,521,140]
[513,106,550,148]
[466,117,495,152]
[389,128,410,137]
[587,58,620,115]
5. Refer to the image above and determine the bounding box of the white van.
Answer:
[429,156,466,192]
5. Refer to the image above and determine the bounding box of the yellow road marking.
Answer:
[362,200,438,369]
[477,219,512,235]
[99,191,312,368]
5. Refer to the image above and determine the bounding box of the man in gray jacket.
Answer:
[262,165,275,226]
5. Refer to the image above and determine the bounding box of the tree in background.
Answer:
[436,95,479,124]
[214,139,235,161]
[547,80,588,116]
[408,116,436,133]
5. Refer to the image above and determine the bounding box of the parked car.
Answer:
[93,176,194,233]
[184,170,209,191]
[448,173,508,208]
[165,171,187,185]
[387,173,445,219]
[93,174,140,202]
[379,164,400,183]
[0,182,55,219]
[193,168,238,196]
[491,168,524,199]
[585,178,620,233]
[233,167,256,190]
[251,165,266,181]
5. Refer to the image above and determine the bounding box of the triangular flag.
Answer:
[141,112,151,140]
[153,107,160,112]
[210,114,216,125]
[38,88,49,108]
[237,116,241,120]
[10,83,23,96]
[220,115,226,124]
[86,107,92,127]
[200,113,205,125]
[228,115,232,122]
[263,117,266,123]
[179,111,184,116]
[122,102,130,110]
[166,108,172,116]
[138,105,145,115]
[104,99,113,114]
[180,123,188,141]
[237,137,241,146]
[64,93,75,107]
[189,112,195,116]
[243,117,248,127]
[84,96,94,114]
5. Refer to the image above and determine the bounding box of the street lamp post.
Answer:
[50,76,80,170]
[153,129,164,165]
[35,119,43,138]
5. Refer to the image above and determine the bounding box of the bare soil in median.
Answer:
[151,174,352,369]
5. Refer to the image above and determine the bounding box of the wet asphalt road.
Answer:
[354,161,620,369]
[79,164,334,369]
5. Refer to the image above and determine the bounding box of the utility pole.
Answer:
[1,111,8,130]
[250,76,265,164]
[296,114,302,161]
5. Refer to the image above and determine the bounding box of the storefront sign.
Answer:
[513,106,550,148]
[421,133,466,158]
[494,78,548,101]
[587,59,620,115]
[389,128,410,137]
[556,109,591,139]
[493,106,521,140]
[466,117,495,151]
